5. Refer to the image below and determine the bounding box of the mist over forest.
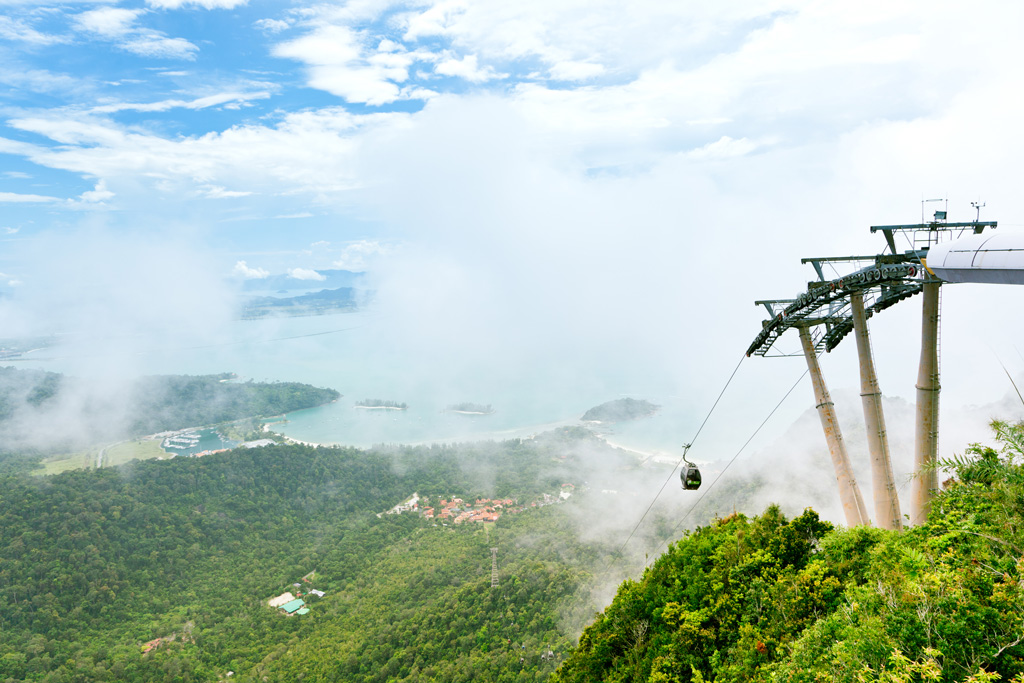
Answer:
[3,0,1024,680]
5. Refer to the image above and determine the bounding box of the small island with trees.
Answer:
[580,397,659,423]
[445,402,495,415]
[355,399,408,410]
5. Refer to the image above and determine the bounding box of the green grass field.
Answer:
[38,450,95,475]
[103,439,166,467]
[36,439,167,475]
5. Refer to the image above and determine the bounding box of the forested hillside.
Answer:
[8,362,1024,683]
[125,374,339,434]
[553,420,1024,683]
[0,429,640,682]
[0,367,338,462]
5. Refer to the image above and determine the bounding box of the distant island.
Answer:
[355,399,408,410]
[581,398,659,423]
[240,287,361,320]
[0,334,57,360]
[445,403,495,415]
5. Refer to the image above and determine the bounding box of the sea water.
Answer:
[25,311,698,455]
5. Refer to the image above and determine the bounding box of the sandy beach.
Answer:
[597,435,685,466]
[278,433,327,448]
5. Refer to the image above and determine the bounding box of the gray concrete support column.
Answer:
[850,291,903,530]
[798,326,869,527]
[912,281,941,526]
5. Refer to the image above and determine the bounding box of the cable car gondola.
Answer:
[680,443,701,490]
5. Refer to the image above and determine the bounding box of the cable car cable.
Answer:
[611,353,747,560]
[652,364,811,561]
[990,347,1024,409]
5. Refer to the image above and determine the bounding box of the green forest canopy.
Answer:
[553,420,1024,683]
[0,428,639,683]
[4,360,1024,683]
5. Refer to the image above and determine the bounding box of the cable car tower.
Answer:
[747,208,997,528]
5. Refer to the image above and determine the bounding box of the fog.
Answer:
[4,3,1024,463]
[4,1,1024,632]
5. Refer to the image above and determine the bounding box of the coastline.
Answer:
[268,425,683,467]
[596,435,685,466]
[269,414,581,450]
[355,405,406,411]
[266,410,682,461]
[279,433,327,448]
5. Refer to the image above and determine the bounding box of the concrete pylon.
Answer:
[912,281,941,526]
[850,291,903,531]
[798,326,869,527]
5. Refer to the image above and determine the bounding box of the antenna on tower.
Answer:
[972,201,986,223]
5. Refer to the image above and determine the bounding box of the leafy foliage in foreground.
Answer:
[554,420,1024,683]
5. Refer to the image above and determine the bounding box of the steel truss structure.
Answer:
[747,220,996,358]
[745,215,997,529]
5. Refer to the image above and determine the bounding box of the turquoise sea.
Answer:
[27,311,703,457]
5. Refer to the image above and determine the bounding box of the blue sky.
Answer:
[2,0,1024,422]
[5,0,1009,259]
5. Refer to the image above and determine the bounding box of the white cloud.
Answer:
[73,6,198,60]
[2,0,1021,242]
[402,0,467,42]
[2,0,1024,468]
[75,7,142,38]
[685,135,769,161]
[147,0,248,9]
[3,172,31,179]
[288,267,326,281]
[91,90,273,114]
[0,68,81,97]
[435,54,505,83]
[400,0,784,74]
[0,191,60,203]
[1,107,390,204]
[333,239,391,271]
[254,18,290,34]
[5,227,20,234]
[78,179,114,202]
[122,35,198,60]
[0,16,69,45]
[233,260,269,279]
[273,24,436,105]
[548,61,604,81]
[203,185,253,198]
